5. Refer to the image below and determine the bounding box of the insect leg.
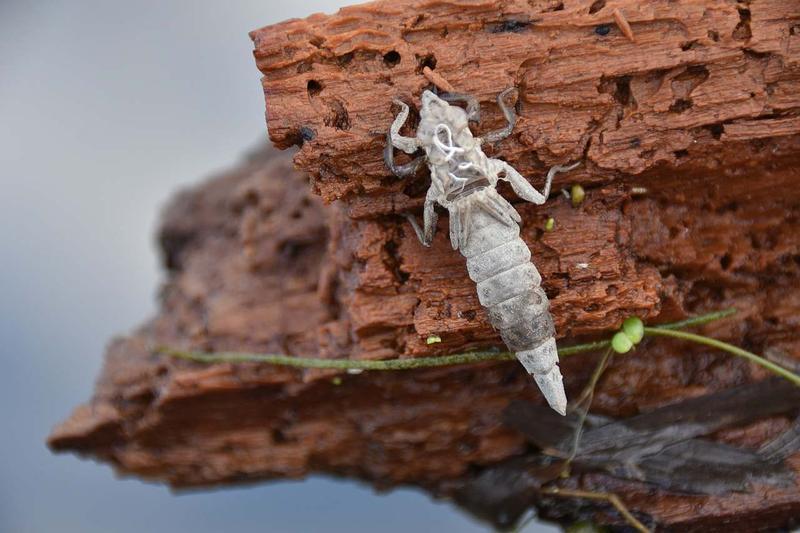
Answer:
[405,190,438,247]
[492,159,547,204]
[482,87,517,143]
[484,191,521,225]
[492,159,580,205]
[459,201,471,248]
[389,99,420,154]
[449,204,462,250]
[439,93,480,123]
[543,161,582,200]
[384,134,425,177]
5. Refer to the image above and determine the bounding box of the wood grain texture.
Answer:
[251,0,800,205]
[49,0,800,530]
[49,142,800,531]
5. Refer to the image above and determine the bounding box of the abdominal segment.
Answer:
[456,195,555,357]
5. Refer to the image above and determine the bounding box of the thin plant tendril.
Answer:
[156,308,800,387]
[541,488,651,533]
[643,327,800,387]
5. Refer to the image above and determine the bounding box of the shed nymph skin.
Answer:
[384,88,579,415]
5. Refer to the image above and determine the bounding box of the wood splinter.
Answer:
[613,8,636,43]
[422,66,456,93]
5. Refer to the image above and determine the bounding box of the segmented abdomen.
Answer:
[451,188,563,407]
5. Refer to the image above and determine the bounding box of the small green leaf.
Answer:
[612,331,634,353]
[622,316,644,344]
[426,335,442,345]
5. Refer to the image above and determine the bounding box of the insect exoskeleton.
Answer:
[384,87,579,415]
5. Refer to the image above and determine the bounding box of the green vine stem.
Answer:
[541,488,650,533]
[643,327,800,387]
[647,307,737,331]
[157,307,800,387]
[158,307,779,374]
[161,347,519,370]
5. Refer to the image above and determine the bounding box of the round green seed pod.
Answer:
[622,316,644,344]
[571,184,586,207]
[612,331,634,353]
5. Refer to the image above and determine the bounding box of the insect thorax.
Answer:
[421,120,494,202]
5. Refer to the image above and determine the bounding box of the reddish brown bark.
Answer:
[251,0,800,206]
[50,0,800,530]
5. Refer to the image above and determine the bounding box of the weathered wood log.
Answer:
[50,0,800,530]
[49,141,800,530]
[251,0,800,206]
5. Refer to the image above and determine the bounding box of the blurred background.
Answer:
[0,1,556,531]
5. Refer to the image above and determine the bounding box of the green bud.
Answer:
[622,316,644,344]
[571,184,586,207]
[612,331,634,353]
[545,217,555,231]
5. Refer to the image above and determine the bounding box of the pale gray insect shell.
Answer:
[453,191,564,414]
[384,90,570,415]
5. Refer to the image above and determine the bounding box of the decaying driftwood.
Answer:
[50,0,800,530]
